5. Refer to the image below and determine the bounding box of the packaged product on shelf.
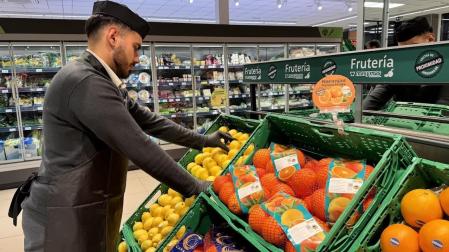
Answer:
[171,232,204,252]
[229,164,265,214]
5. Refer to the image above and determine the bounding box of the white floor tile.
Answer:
[0,235,24,252]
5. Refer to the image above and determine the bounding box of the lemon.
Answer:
[118,241,127,252]
[206,176,216,181]
[174,202,186,212]
[229,140,241,150]
[152,216,163,228]
[211,147,225,156]
[170,196,183,207]
[209,166,222,177]
[141,240,153,251]
[143,218,154,230]
[202,157,217,169]
[164,208,175,219]
[235,156,245,166]
[133,222,144,231]
[239,133,249,142]
[168,188,182,198]
[141,212,152,223]
[186,163,196,172]
[147,227,159,237]
[227,149,238,159]
[158,220,169,229]
[152,233,163,244]
[158,194,172,207]
[244,144,255,156]
[137,232,149,244]
[176,225,187,239]
[218,126,229,133]
[165,239,179,251]
[198,168,209,180]
[149,203,160,213]
[166,213,180,226]
[190,165,202,177]
[234,132,243,140]
[133,229,147,239]
[228,129,238,136]
[150,206,163,218]
[215,154,228,166]
[177,206,189,216]
[185,196,196,207]
[145,248,156,252]
[202,147,212,153]
[221,159,231,169]
[194,153,206,165]
[160,225,174,237]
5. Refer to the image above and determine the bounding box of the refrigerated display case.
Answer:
[155,44,194,129]
[257,44,286,62]
[64,43,87,64]
[192,44,225,130]
[316,44,339,55]
[288,44,316,59]
[227,45,256,116]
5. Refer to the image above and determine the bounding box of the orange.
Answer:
[401,189,443,228]
[440,187,449,216]
[287,168,317,199]
[248,205,268,235]
[261,215,287,247]
[314,216,330,232]
[419,219,449,252]
[265,161,275,174]
[218,182,234,205]
[281,209,305,227]
[363,196,374,212]
[212,174,232,194]
[261,173,280,192]
[318,91,331,106]
[304,159,320,172]
[271,183,295,197]
[304,195,313,213]
[296,149,306,168]
[365,165,374,180]
[311,188,326,222]
[253,148,271,169]
[227,194,242,215]
[380,224,420,252]
[285,241,295,252]
[318,158,333,168]
[315,167,329,190]
[256,168,266,178]
[278,166,296,181]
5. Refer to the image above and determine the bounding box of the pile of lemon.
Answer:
[187,126,254,181]
[123,188,195,252]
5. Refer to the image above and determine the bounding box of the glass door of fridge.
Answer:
[0,43,22,162]
[226,44,257,116]
[316,44,339,55]
[64,43,87,64]
[155,44,194,129]
[192,44,225,132]
[11,42,63,160]
[257,44,286,62]
[288,44,316,59]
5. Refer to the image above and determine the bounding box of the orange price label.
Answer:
[312,75,355,113]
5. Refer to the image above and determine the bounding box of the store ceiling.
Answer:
[0,0,448,28]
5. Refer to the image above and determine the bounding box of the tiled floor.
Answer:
[0,169,159,252]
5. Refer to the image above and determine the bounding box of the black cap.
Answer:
[396,17,433,42]
[92,1,149,39]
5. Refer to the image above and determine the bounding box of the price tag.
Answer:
[174,66,180,69]
[200,66,205,69]
[274,92,278,95]
[205,97,210,100]
[162,99,167,102]
[229,95,233,98]
[35,69,43,73]
[37,106,43,111]
[181,82,187,86]
[237,181,263,200]
[170,115,176,118]
[169,83,174,86]
[5,109,12,113]
[158,66,163,70]
[288,218,323,245]
[230,110,235,113]
[328,178,363,194]
[1,69,9,74]
[164,66,169,69]
[168,99,174,102]
[212,111,218,115]
[9,128,16,132]
[242,94,247,97]
[2,89,8,94]
[186,65,191,69]
[175,99,180,102]
[25,127,31,131]
[187,113,193,116]
[198,97,203,101]
[185,98,190,101]
[36,88,43,92]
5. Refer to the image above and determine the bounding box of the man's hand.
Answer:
[204,131,234,152]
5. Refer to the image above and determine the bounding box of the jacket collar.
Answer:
[80,51,111,80]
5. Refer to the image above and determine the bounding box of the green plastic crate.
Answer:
[349,158,449,252]
[368,102,449,136]
[209,113,416,252]
[288,108,354,123]
[177,114,261,169]
[158,193,271,251]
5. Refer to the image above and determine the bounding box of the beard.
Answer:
[112,45,132,79]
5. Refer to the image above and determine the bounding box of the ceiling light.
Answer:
[312,15,357,26]
[345,0,353,12]
[234,0,240,7]
[390,5,449,19]
[189,0,193,3]
[318,5,323,10]
[364,2,404,9]
[277,0,282,8]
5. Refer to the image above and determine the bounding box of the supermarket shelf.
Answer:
[197,110,221,117]
[0,105,43,113]
[156,65,191,70]
[0,126,19,133]
[132,65,151,71]
[159,96,211,103]
[22,125,43,131]
[0,68,12,74]
[194,65,224,70]
[228,94,250,99]
[229,80,244,84]
[289,104,314,110]
[161,112,194,118]
[15,67,61,73]
[157,81,192,87]
[260,90,311,97]
[0,87,48,94]
[228,64,244,68]
[229,108,249,113]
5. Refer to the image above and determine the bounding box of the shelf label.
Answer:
[35,69,43,73]
[186,65,191,69]
[175,99,180,102]
[158,66,163,69]
[181,82,187,85]
[198,97,203,101]
[37,107,43,111]
[205,97,210,100]
[200,66,205,69]
[242,94,247,97]
[164,66,169,69]
[9,128,16,132]
[1,69,9,74]
[169,99,174,102]
[230,110,235,113]
[1,89,8,94]
[169,83,174,86]
[5,109,12,113]
[174,66,180,69]
[161,99,167,102]
[25,127,31,131]
[36,88,44,91]
[187,113,193,116]
[212,111,219,115]
[171,115,177,118]
[186,98,191,101]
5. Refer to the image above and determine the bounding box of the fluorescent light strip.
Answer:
[0,13,90,19]
[364,2,404,9]
[146,17,216,23]
[313,15,357,26]
[231,20,297,25]
[390,5,449,19]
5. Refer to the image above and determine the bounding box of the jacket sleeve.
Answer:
[68,75,203,197]
[362,84,394,110]
[126,94,206,150]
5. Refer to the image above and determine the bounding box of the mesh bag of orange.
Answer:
[269,143,303,182]
[229,164,266,214]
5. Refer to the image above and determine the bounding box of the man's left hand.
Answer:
[204,131,234,152]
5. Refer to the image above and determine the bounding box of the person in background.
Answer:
[363,16,449,110]
[10,1,233,251]
[365,39,381,49]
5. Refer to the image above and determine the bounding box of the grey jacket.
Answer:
[22,51,207,252]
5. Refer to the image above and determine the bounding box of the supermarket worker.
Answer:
[8,1,233,252]
[363,16,449,110]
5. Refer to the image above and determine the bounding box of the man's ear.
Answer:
[105,26,120,48]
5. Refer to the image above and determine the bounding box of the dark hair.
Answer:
[85,14,130,39]
[366,40,381,49]
[396,16,433,42]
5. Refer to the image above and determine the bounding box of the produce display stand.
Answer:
[243,41,449,164]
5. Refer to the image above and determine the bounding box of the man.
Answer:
[11,1,232,251]
[363,16,449,110]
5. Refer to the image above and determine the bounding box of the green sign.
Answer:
[244,42,449,85]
